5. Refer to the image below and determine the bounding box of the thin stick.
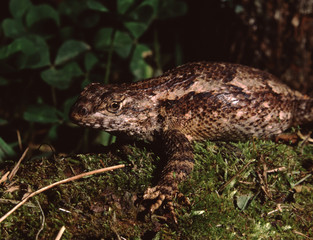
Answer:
[55,226,66,240]
[218,159,255,193]
[293,230,312,239]
[16,130,22,151]
[297,130,313,143]
[8,147,29,181]
[0,164,125,223]
[266,167,286,173]
[35,199,45,240]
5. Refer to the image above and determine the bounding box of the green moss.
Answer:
[0,139,312,238]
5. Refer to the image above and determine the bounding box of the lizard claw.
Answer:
[143,187,166,213]
[143,185,180,223]
[143,186,169,212]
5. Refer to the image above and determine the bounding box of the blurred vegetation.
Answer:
[0,0,187,160]
[1,0,312,160]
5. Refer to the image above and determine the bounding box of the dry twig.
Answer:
[218,159,255,193]
[293,229,312,239]
[8,147,29,181]
[35,199,45,240]
[297,130,313,143]
[0,164,125,223]
[55,226,66,240]
[16,130,23,151]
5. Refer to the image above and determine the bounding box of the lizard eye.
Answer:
[107,101,121,113]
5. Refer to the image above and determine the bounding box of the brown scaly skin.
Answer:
[70,62,313,221]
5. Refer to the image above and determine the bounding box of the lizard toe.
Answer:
[143,186,161,200]
[149,194,166,213]
[143,186,168,213]
[143,185,182,223]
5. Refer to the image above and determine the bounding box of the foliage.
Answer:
[0,0,187,160]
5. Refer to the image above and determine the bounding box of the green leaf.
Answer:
[236,193,253,210]
[23,104,61,123]
[130,44,153,80]
[0,35,50,67]
[84,52,98,71]
[9,0,32,19]
[2,18,25,38]
[81,13,100,28]
[0,35,50,69]
[190,210,205,216]
[0,37,34,59]
[26,4,60,28]
[63,96,79,121]
[117,0,134,15]
[96,131,116,146]
[58,1,85,17]
[17,35,51,69]
[0,137,16,161]
[129,0,157,22]
[41,62,83,90]
[0,77,9,86]
[113,31,133,59]
[48,125,58,140]
[94,28,114,50]
[0,118,8,125]
[81,78,92,89]
[158,0,188,19]
[87,0,109,12]
[55,40,90,65]
[124,22,148,39]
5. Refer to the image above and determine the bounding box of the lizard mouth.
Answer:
[76,120,101,129]
[70,105,103,129]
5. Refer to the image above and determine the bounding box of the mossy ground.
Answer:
[0,137,313,239]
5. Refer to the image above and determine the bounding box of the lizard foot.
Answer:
[143,186,190,223]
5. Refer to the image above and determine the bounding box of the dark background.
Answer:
[1,0,313,159]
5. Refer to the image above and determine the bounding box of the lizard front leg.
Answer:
[143,129,194,221]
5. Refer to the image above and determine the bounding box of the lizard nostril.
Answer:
[79,107,88,116]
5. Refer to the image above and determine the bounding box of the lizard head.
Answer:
[70,82,159,139]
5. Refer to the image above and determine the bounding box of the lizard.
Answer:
[70,62,313,221]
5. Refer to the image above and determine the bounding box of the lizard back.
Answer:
[70,62,313,142]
